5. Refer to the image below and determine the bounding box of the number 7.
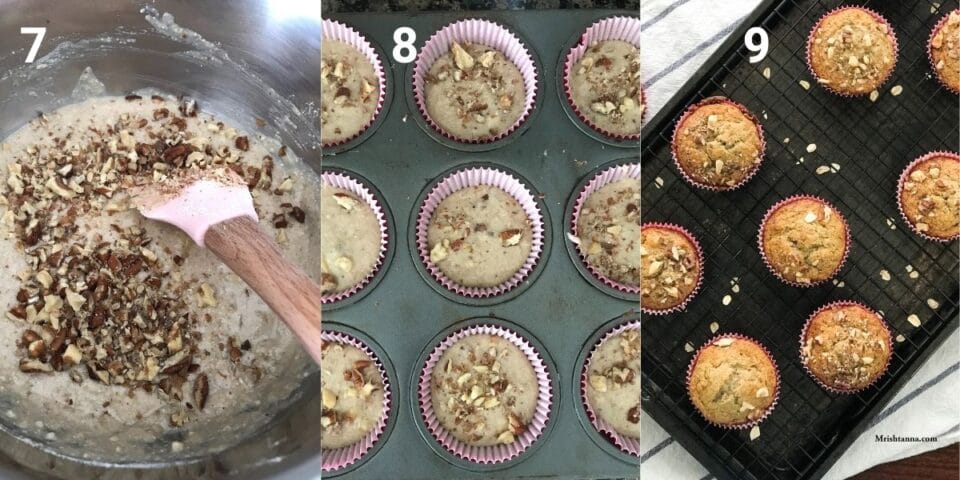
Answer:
[21,27,46,64]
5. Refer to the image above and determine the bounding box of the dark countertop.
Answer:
[324,0,638,13]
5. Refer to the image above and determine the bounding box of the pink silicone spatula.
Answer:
[134,169,322,364]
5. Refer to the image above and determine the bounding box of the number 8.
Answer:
[744,27,768,64]
[393,27,417,64]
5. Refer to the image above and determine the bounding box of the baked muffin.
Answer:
[801,302,891,392]
[640,224,702,312]
[430,334,538,446]
[424,42,525,141]
[806,7,897,95]
[569,40,642,136]
[321,40,380,145]
[321,341,386,449]
[760,196,848,285]
[585,329,640,439]
[898,152,960,240]
[577,177,641,287]
[427,185,532,288]
[687,335,778,427]
[929,9,960,93]
[320,185,381,295]
[672,97,764,189]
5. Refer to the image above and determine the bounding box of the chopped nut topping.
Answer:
[322,387,337,409]
[332,192,357,211]
[499,229,523,247]
[714,338,735,347]
[451,42,475,71]
[626,404,640,424]
[430,242,449,263]
[1,97,305,420]
[589,374,608,392]
[197,283,218,307]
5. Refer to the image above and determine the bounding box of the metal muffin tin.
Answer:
[321,9,639,480]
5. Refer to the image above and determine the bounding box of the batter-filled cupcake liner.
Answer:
[896,151,960,242]
[670,96,766,191]
[411,18,538,144]
[635,222,705,315]
[321,19,388,148]
[580,319,640,456]
[805,6,899,97]
[320,170,390,304]
[928,9,960,95]
[321,330,392,472]
[758,194,851,287]
[799,300,893,395]
[416,323,554,464]
[415,166,545,298]
[562,15,642,141]
[686,333,780,430]
[569,163,642,295]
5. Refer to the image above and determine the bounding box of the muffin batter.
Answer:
[430,334,537,446]
[0,94,320,442]
[577,177,641,287]
[320,185,381,294]
[585,328,639,439]
[427,185,532,288]
[320,341,385,449]
[424,42,525,141]
[570,40,642,135]
[321,40,380,145]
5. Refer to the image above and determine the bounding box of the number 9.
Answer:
[393,27,417,64]
[744,27,768,64]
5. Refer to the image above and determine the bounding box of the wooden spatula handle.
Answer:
[204,216,322,364]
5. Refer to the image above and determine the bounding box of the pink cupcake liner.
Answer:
[580,319,640,456]
[321,19,387,148]
[896,151,960,242]
[416,323,554,464]
[569,163,642,296]
[321,330,392,472]
[928,9,960,94]
[415,166,544,298]
[411,19,538,144]
[799,300,893,395]
[686,333,780,430]
[321,170,389,304]
[640,86,648,127]
[758,195,851,287]
[637,222,705,315]
[562,16,641,141]
[670,96,766,191]
[805,6,899,97]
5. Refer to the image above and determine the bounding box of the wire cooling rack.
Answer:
[640,0,960,479]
